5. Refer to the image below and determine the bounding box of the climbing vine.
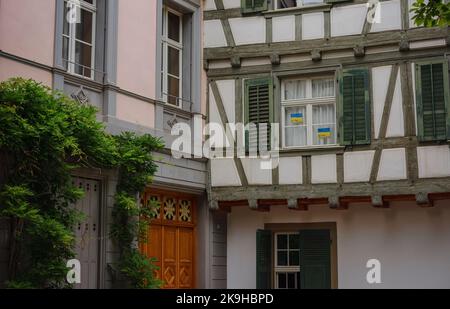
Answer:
[0,78,163,288]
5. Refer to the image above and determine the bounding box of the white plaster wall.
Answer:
[209,60,232,69]
[242,158,272,185]
[378,148,407,181]
[223,0,241,9]
[302,12,324,40]
[386,70,405,137]
[279,157,303,185]
[344,151,375,183]
[204,20,228,48]
[227,201,450,289]
[272,16,296,43]
[417,146,450,178]
[370,0,402,33]
[216,80,236,123]
[204,0,217,11]
[229,17,266,45]
[372,65,393,139]
[211,159,242,187]
[331,4,367,37]
[311,155,337,184]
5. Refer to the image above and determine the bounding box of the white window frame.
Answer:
[281,76,337,149]
[274,232,301,289]
[274,0,324,10]
[162,6,183,108]
[63,0,97,80]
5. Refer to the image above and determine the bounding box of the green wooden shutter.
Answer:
[241,0,268,14]
[339,68,371,145]
[299,230,331,290]
[416,61,450,141]
[245,78,274,152]
[256,229,272,289]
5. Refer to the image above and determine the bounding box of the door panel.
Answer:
[73,178,100,289]
[141,190,196,289]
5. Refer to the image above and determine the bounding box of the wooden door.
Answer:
[73,177,100,289]
[140,190,196,289]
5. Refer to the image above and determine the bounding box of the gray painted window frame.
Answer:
[155,0,202,115]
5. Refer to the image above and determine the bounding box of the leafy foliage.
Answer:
[411,0,450,27]
[0,78,163,288]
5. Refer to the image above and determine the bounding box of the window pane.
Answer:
[168,47,180,77]
[74,41,92,77]
[278,273,287,289]
[168,76,180,105]
[168,11,181,42]
[289,251,300,266]
[313,104,336,146]
[277,251,288,266]
[76,9,93,44]
[284,106,307,147]
[63,4,70,35]
[312,79,335,98]
[277,0,297,8]
[285,80,307,100]
[62,36,69,68]
[287,273,297,289]
[277,234,288,249]
[289,234,299,250]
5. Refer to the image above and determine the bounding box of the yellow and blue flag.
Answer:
[318,128,332,138]
[290,113,303,125]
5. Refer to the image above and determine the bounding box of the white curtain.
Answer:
[312,79,335,98]
[312,104,336,146]
[284,80,307,100]
[284,106,307,147]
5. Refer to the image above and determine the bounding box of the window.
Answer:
[281,77,336,148]
[415,60,450,142]
[275,0,323,9]
[241,0,269,13]
[62,0,96,79]
[162,6,183,107]
[274,233,300,289]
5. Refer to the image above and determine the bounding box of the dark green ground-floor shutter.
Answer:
[256,229,272,289]
[299,230,331,289]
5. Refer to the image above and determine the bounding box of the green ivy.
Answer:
[0,78,163,289]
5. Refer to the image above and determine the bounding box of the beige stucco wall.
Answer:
[227,200,450,289]
[0,57,52,86]
[116,0,157,99]
[0,0,55,66]
[116,93,155,128]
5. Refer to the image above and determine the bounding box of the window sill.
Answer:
[263,3,331,17]
[280,145,345,156]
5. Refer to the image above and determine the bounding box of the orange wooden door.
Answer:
[140,190,196,289]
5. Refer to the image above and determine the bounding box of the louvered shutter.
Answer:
[299,230,331,290]
[340,68,371,145]
[256,229,272,289]
[241,0,268,13]
[245,78,273,152]
[416,61,450,141]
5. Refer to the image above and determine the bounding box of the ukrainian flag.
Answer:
[318,128,332,138]
[290,113,303,125]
